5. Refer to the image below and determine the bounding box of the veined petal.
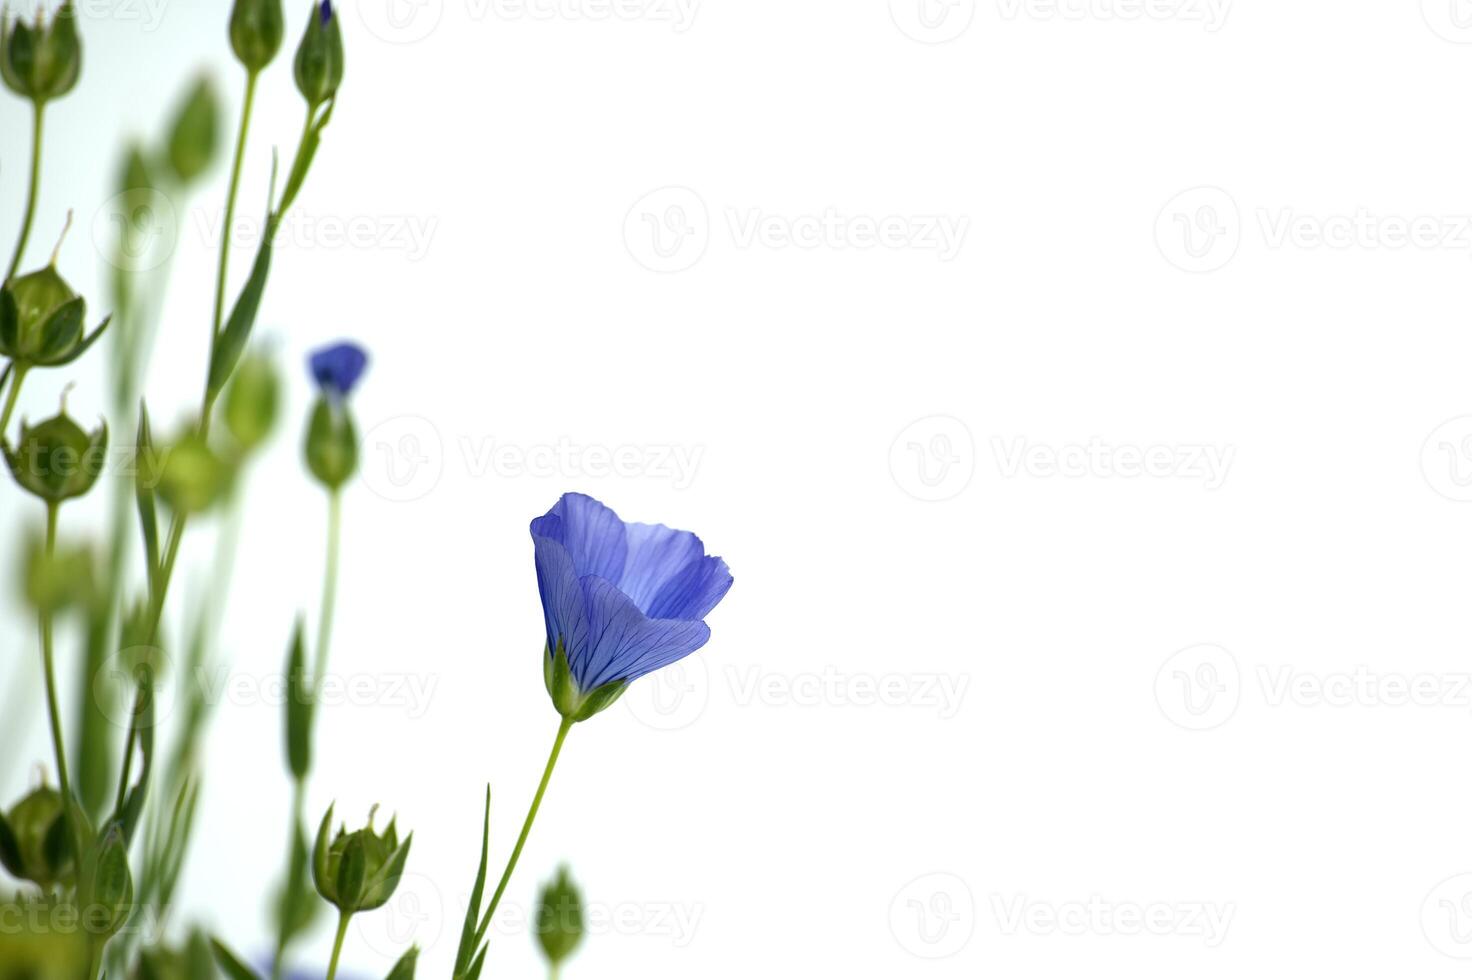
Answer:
[619,521,705,614]
[539,493,626,583]
[647,555,733,621]
[575,576,712,689]
[532,532,588,660]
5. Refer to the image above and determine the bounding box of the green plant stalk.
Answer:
[39,503,74,808]
[212,70,258,342]
[6,100,45,282]
[325,913,351,980]
[475,718,575,943]
[0,364,28,436]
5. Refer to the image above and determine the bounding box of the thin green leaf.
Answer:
[210,938,263,980]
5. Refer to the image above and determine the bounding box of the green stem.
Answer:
[325,912,351,980]
[212,71,258,338]
[314,490,343,683]
[550,964,561,980]
[0,364,26,436]
[476,717,575,941]
[39,503,71,803]
[6,99,45,282]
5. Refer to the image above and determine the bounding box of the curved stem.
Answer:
[6,100,45,283]
[0,364,27,437]
[40,503,71,802]
[325,912,351,980]
[476,717,574,941]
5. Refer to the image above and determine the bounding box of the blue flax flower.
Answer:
[532,493,733,720]
[308,342,368,399]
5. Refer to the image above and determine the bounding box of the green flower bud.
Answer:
[535,867,585,969]
[305,395,358,490]
[0,785,74,890]
[23,530,93,613]
[155,431,232,515]
[385,947,419,980]
[79,826,134,942]
[224,350,281,453]
[3,408,108,503]
[312,804,413,915]
[230,0,286,73]
[294,2,343,109]
[166,76,220,184]
[0,2,81,104]
[544,639,628,722]
[0,223,112,370]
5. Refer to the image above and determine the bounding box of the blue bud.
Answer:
[308,341,368,399]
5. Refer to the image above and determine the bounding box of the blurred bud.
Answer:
[230,0,285,73]
[80,827,134,941]
[224,350,281,453]
[0,2,81,103]
[535,867,585,969]
[305,396,358,490]
[155,431,232,514]
[284,620,312,780]
[294,1,343,109]
[0,785,74,890]
[120,144,153,196]
[166,76,220,184]
[0,221,112,370]
[23,530,93,613]
[3,406,108,504]
[312,803,413,916]
[132,930,215,980]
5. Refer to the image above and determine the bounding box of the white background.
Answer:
[6,0,1472,976]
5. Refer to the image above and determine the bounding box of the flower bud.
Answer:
[79,826,134,942]
[0,785,74,890]
[544,639,628,722]
[166,76,220,184]
[294,1,343,109]
[224,350,281,453]
[0,2,81,103]
[155,431,232,514]
[535,867,585,969]
[2,408,108,503]
[312,804,413,915]
[23,530,93,613]
[385,947,420,980]
[304,396,358,490]
[0,227,112,370]
[230,0,286,72]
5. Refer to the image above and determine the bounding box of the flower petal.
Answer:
[532,530,588,659]
[618,521,706,614]
[647,555,733,621]
[576,576,711,689]
[538,493,627,583]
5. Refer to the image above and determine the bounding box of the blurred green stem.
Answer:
[476,717,574,941]
[212,70,258,341]
[40,503,72,804]
[0,364,26,436]
[6,100,45,282]
[325,913,351,980]
[314,490,342,681]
